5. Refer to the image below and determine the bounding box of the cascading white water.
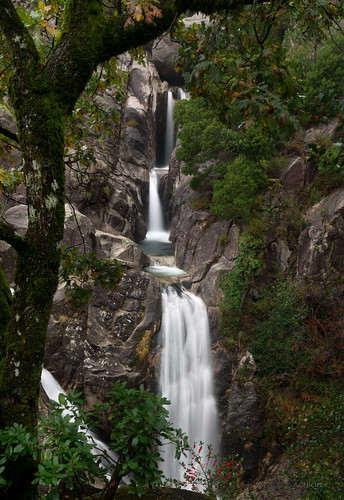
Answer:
[141,169,171,257]
[159,286,218,481]
[141,88,219,485]
[163,90,175,167]
[178,88,187,101]
[147,169,165,236]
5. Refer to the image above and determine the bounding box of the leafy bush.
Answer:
[0,393,106,500]
[211,156,267,221]
[93,381,184,496]
[289,31,344,118]
[285,393,344,499]
[0,382,184,499]
[174,97,274,193]
[308,142,344,196]
[250,279,308,377]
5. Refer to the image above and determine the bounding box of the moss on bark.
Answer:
[0,267,11,370]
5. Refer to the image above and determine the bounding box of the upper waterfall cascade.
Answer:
[163,90,176,168]
[146,169,168,239]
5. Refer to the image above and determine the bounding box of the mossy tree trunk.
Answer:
[0,0,258,497]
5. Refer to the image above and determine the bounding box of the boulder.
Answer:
[95,230,150,268]
[151,36,184,86]
[280,156,315,196]
[297,187,344,277]
[225,352,265,480]
[303,117,339,145]
[44,268,162,410]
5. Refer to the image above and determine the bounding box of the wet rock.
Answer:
[224,352,265,480]
[297,187,344,277]
[45,268,162,409]
[151,36,184,86]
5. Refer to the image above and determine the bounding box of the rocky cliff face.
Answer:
[0,54,167,406]
[2,33,344,490]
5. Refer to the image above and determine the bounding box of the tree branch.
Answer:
[0,126,18,143]
[0,217,26,252]
[0,0,39,72]
[175,0,256,14]
[44,0,260,115]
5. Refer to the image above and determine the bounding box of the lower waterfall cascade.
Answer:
[158,286,219,481]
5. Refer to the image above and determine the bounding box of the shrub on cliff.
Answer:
[250,279,309,377]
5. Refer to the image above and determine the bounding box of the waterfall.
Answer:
[147,169,165,236]
[178,88,187,100]
[163,90,175,167]
[159,286,218,481]
[141,87,219,485]
[141,169,172,257]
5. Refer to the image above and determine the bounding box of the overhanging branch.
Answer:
[44,0,259,115]
[0,0,39,72]
[0,217,26,252]
[0,126,18,143]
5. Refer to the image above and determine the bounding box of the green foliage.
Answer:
[91,381,184,496]
[174,98,220,190]
[0,164,24,195]
[309,141,344,176]
[286,23,344,120]
[0,394,107,499]
[0,423,38,487]
[307,141,344,197]
[36,392,107,499]
[0,382,185,499]
[59,246,122,306]
[285,393,344,499]
[211,156,267,221]
[250,278,309,377]
[174,97,272,220]
[219,228,265,335]
[175,4,302,130]
[299,33,344,119]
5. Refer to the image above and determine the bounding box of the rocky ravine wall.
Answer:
[0,44,237,469]
[0,55,166,398]
[2,36,344,485]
